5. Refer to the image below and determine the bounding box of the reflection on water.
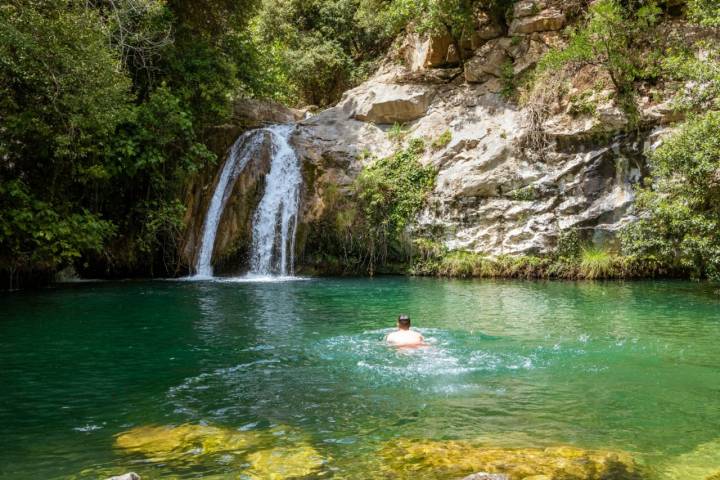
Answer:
[0,278,719,479]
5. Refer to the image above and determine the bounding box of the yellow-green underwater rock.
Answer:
[659,438,720,480]
[245,444,326,480]
[114,424,261,461]
[378,438,644,480]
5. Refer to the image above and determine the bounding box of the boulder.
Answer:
[514,0,546,18]
[232,98,303,128]
[403,34,457,71]
[349,85,435,124]
[509,8,566,35]
[465,39,511,83]
[106,474,140,480]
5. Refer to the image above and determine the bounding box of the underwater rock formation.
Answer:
[378,438,644,480]
[658,438,720,480]
[245,445,326,480]
[114,423,327,479]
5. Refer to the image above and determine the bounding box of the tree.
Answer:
[0,1,131,280]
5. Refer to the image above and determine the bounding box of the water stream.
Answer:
[193,124,300,278]
[249,124,301,276]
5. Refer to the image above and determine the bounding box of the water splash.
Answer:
[249,124,301,276]
[194,131,264,277]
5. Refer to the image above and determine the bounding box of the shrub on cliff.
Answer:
[623,112,720,280]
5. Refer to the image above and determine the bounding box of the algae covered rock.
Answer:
[659,438,720,480]
[114,423,329,478]
[245,444,326,480]
[378,438,644,480]
[114,424,261,461]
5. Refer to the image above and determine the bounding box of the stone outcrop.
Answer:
[465,38,511,82]
[403,34,460,71]
[186,6,686,274]
[346,83,436,124]
[509,8,566,35]
[290,55,656,257]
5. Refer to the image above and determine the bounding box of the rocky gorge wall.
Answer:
[184,0,684,275]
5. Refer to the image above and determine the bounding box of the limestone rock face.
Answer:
[465,39,511,82]
[292,58,652,259]
[509,8,566,35]
[403,34,458,71]
[188,16,678,273]
[347,83,436,124]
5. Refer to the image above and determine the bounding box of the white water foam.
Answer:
[192,124,302,279]
[249,124,302,276]
[194,131,264,277]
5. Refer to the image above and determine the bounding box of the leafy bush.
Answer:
[623,112,720,280]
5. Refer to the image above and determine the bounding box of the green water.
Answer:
[1,277,719,479]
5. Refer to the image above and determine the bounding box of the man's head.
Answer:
[397,314,411,330]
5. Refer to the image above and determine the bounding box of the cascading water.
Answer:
[193,131,263,277]
[193,124,301,278]
[249,124,302,277]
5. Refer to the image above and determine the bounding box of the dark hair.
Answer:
[397,314,411,329]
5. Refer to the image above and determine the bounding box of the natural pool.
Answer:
[1,277,719,479]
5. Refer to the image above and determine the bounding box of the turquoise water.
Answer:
[1,278,719,479]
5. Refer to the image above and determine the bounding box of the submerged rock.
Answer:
[658,438,720,480]
[114,423,329,478]
[245,444,326,480]
[463,473,510,480]
[114,424,261,461]
[379,439,644,480]
[105,474,140,480]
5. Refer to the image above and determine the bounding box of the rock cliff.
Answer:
[186,0,684,274]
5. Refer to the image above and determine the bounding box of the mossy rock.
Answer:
[245,444,326,479]
[114,424,262,461]
[378,439,644,480]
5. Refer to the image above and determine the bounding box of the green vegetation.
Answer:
[623,112,720,280]
[431,130,453,150]
[306,139,436,275]
[618,0,720,281]
[0,0,263,285]
[410,245,660,280]
[387,123,410,143]
[535,0,662,125]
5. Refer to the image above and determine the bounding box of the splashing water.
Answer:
[194,131,264,277]
[249,124,301,276]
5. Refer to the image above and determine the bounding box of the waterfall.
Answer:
[194,131,263,277]
[193,124,301,278]
[249,124,302,276]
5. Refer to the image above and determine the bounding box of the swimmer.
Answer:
[385,314,427,348]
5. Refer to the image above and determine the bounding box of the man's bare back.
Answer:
[386,329,426,347]
[386,314,427,347]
